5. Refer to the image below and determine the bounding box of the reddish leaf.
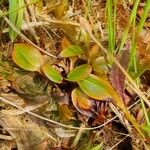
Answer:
[71,88,95,117]
[92,102,109,125]
[72,88,91,110]
[109,49,130,104]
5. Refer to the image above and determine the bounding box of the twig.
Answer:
[0,96,140,131]
[109,135,129,150]
[2,21,49,33]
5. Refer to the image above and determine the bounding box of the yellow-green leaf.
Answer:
[142,125,150,133]
[67,64,92,82]
[92,57,108,74]
[59,45,84,58]
[42,63,63,83]
[78,74,115,100]
[12,43,43,71]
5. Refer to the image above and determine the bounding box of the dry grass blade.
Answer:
[1,99,48,116]
[71,124,85,148]
[109,135,129,150]
[39,15,80,27]
[2,21,50,33]
[0,134,13,140]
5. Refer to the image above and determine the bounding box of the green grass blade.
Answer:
[136,0,150,36]
[0,1,35,18]
[16,0,24,37]
[128,0,150,69]
[128,0,150,127]
[106,0,115,54]
[113,0,117,52]
[9,0,24,41]
[9,0,17,41]
[118,0,140,53]
[141,98,150,125]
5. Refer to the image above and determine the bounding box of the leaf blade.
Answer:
[59,45,84,57]
[13,43,43,71]
[67,64,92,82]
[71,88,94,117]
[78,74,113,100]
[58,104,74,121]
[42,63,63,83]
[72,88,91,110]
[109,50,129,104]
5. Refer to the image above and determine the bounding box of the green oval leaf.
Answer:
[78,74,115,100]
[67,64,92,82]
[13,43,43,71]
[59,45,84,57]
[42,63,63,83]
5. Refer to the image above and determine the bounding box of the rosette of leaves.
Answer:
[12,42,144,137]
[59,40,144,137]
[59,39,113,115]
